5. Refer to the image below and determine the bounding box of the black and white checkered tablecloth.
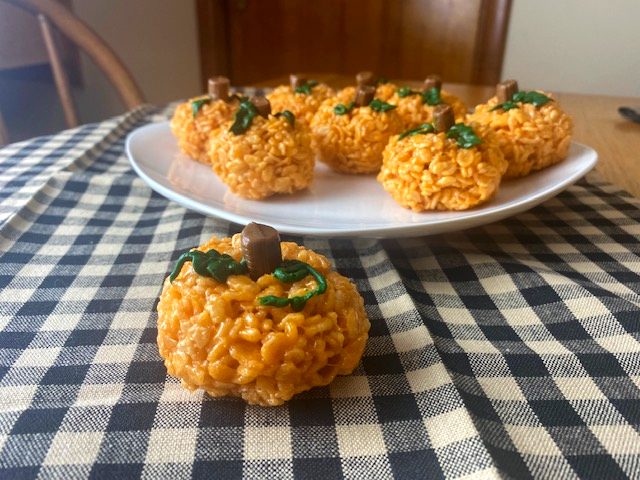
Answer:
[1,102,640,480]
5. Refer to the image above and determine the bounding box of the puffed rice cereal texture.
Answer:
[157,234,370,406]
[208,114,314,199]
[388,89,468,129]
[378,129,508,211]
[170,96,239,164]
[267,83,335,128]
[311,99,404,174]
[467,93,573,178]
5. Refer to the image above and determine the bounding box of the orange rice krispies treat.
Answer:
[157,228,370,406]
[208,97,314,199]
[388,76,467,129]
[170,76,239,164]
[266,75,335,128]
[311,86,404,174]
[378,105,507,211]
[467,80,573,178]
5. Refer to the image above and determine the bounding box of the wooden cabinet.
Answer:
[196,0,511,87]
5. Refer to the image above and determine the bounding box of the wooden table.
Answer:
[256,75,640,197]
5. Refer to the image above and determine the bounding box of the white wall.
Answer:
[502,0,640,97]
[72,0,201,122]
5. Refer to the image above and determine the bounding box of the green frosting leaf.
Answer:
[335,98,396,115]
[294,79,319,95]
[446,123,482,149]
[398,123,435,140]
[191,97,211,117]
[258,260,327,312]
[334,101,356,115]
[396,86,442,106]
[513,90,552,106]
[170,249,248,283]
[275,110,295,127]
[397,86,420,98]
[491,90,553,112]
[491,100,519,112]
[398,122,481,148]
[369,98,397,113]
[229,99,259,135]
[422,87,442,106]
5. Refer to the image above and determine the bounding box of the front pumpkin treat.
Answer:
[157,223,370,406]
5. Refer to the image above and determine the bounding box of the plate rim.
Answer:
[126,121,598,238]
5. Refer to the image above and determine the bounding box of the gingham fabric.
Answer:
[1,100,639,480]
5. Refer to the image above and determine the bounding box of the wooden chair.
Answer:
[0,0,144,145]
[196,0,512,87]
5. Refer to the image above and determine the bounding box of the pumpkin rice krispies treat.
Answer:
[266,74,335,128]
[157,223,370,406]
[311,85,403,174]
[467,79,573,178]
[378,104,507,211]
[170,76,239,164]
[208,96,314,199]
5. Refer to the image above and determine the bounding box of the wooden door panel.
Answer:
[394,0,482,80]
[198,0,510,86]
[226,0,344,83]
[340,0,386,74]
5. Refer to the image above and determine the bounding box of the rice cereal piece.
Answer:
[311,86,404,174]
[266,75,335,128]
[208,100,314,199]
[467,81,573,178]
[170,76,239,164]
[157,228,370,406]
[378,106,507,211]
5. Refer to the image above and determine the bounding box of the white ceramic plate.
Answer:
[126,121,597,238]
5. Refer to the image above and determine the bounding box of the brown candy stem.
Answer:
[250,96,272,117]
[241,223,282,280]
[496,79,519,103]
[424,74,442,91]
[208,76,230,101]
[356,71,376,87]
[355,86,375,107]
[433,104,454,133]
[290,74,307,90]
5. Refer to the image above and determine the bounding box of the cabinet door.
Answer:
[198,0,509,85]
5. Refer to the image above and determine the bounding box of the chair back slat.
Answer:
[0,112,9,146]
[38,13,79,128]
